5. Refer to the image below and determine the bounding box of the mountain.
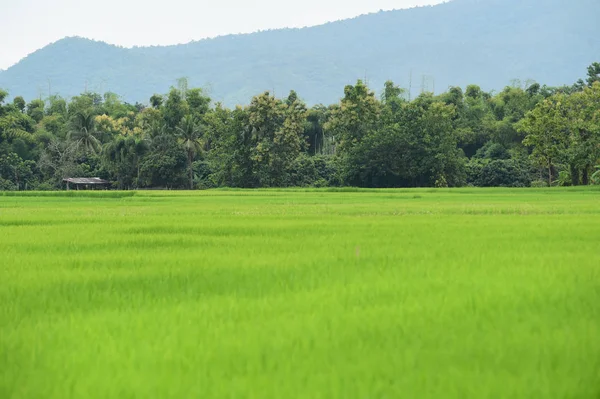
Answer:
[0,0,598,106]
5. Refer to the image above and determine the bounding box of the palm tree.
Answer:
[0,114,31,142]
[103,138,126,188]
[176,115,204,189]
[103,136,149,189]
[146,121,168,141]
[68,111,101,154]
[131,137,149,188]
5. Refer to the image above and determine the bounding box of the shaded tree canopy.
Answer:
[1,65,599,190]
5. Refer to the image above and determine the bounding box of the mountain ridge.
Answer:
[1,0,598,106]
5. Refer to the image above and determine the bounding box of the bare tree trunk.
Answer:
[189,152,194,190]
[548,161,552,187]
[14,169,20,191]
[570,165,579,186]
[583,167,589,185]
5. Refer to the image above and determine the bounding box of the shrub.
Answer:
[468,159,532,187]
[0,178,17,191]
[557,170,572,187]
[530,180,548,188]
[474,142,510,161]
[288,154,340,187]
[592,166,600,185]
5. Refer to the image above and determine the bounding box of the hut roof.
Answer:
[63,177,110,185]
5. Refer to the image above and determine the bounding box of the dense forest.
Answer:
[1,0,599,105]
[0,63,599,190]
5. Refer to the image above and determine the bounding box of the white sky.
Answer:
[0,0,444,70]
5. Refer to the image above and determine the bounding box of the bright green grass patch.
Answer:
[1,188,599,398]
[0,191,136,198]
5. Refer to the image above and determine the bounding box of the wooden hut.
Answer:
[63,177,110,190]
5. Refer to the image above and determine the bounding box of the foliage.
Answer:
[339,93,465,188]
[591,166,600,185]
[176,115,205,189]
[467,159,533,187]
[519,95,569,186]
[0,64,599,190]
[139,134,187,188]
[0,152,37,190]
[103,136,149,189]
[68,111,102,154]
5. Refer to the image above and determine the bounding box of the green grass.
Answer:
[1,188,599,398]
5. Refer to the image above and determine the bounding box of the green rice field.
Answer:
[1,188,599,398]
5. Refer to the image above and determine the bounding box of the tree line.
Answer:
[0,63,599,190]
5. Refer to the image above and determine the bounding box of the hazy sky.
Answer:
[0,0,444,70]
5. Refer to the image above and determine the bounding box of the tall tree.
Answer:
[586,62,600,87]
[564,82,600,184]
[247,91,307,186]
[304,105,329,155]
[186,88,211,118]
[519,95,569,186]
[26,99,45,123]
[13,97,26,113]
[103,135,149,189]
[176,115,204,189]
[150,94,163,109]
[575,62,600,90]
[163,88,188,131]
[324,80,380,154]
[68,111,101,154]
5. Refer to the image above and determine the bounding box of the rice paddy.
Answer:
[1,188,599,398]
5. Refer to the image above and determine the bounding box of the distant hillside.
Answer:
[1,0,598,106]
